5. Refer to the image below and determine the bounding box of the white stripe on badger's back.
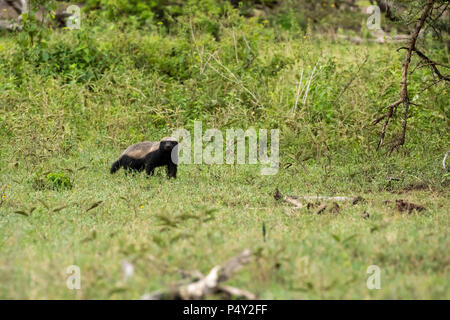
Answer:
[120,141,159,159]
[160,136,177,142]
[148,143,160,153]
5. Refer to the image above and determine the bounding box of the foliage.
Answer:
[84,0,224,27]
[45,172,73,191]
[0,0,448,299]
[30,171,73,191]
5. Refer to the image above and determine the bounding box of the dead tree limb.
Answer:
[412,48,450,82]
[373,0,436,152]
[274,188,364,210]
[288,195,364,204]
[141,249,255,300]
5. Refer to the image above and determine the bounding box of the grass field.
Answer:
[0,1,449,299]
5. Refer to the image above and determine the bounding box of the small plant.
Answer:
[45,172,73,191]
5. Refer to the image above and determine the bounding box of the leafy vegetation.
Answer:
[0,0,448,299]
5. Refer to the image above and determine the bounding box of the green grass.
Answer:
[0,2,449,299]
[1,149,448,299]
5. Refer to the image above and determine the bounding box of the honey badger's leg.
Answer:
[145,151,158,176]
[146,166,155,176]
[167,163,177,179]
[145,157,155,176]
[117,155,143,175]
[121,157,131,175]
[125,167,136,176]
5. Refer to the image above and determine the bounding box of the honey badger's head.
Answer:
[159,137,178,152]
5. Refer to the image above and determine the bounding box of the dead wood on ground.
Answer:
[141,249,255,300]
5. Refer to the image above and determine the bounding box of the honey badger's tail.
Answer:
[110,160,121,174]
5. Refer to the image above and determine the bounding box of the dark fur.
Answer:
[110,155,146,174]
[145,140,178,179]
[110,138,178,178]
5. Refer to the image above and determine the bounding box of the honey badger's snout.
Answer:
[163,143,172,151]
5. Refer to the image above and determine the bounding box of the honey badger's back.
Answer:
[121,141,159,159]
[110,141,160,174]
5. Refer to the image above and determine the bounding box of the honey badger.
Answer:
[110,137,178,178]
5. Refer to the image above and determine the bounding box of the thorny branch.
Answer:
[373,0,448,153]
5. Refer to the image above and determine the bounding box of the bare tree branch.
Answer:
[374,0,436,152]
[412,48,450,81]
[141,250,255,300]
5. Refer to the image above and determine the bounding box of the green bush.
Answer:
[30,171,72,191]
[85,0,198,27]
[130,35,194,80]
[45,172,73,191]
[26,32,112,83]
[2,5,115,84]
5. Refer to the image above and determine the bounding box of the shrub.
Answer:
[31,172,72,191]
[45,172,73,191]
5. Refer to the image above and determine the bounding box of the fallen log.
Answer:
[288,195,364,204]
[141,249,255,300]
[274,188,364,208]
